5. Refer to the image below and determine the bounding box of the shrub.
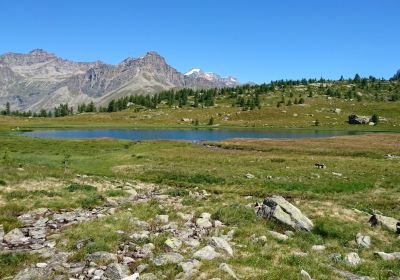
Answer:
[65,183,97,193]
[0,179,6,186]
[166,188,190,197]
[78,193,104,209]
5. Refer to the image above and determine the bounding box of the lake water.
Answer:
[22,128,368,141]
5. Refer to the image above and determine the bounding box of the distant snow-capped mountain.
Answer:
[184,68,240,87]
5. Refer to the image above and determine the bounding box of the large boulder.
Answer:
[348,115,370,124]
[257,196,313,231]
[369,214,400,233]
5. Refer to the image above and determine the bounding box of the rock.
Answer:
[300,269,313,280]
[329,253,342,263]
[245,173,255,179]
[334,108,342,114]
[209,237,233,256]
[196,218,212,228]
[219,263,238,279]
[356,233,371,248]
[105,197,119,207]
[14,268,49,280]
[268,230,289,241]
[311,245,326,251]
[122,273,140,280]
[257,195,313,231]
[369,214,399,233]
[375,252,400,260]
[29,227,46,239]
[104,263,130,280]
[344,252,362,266]
[123,256,135,265]
[129,231,150,239]
[155,215,169,224]
[314,163,326,169]
[35,263,48,268]
[152,252,184,266]
[164,237,182,251]
[180,259,202,273]
[140,273,158,280]
[0,224,4,242]
[348,115,370,125]
[135,264,148,273]
[200,212,212,220]
[87,251,118,263]
[193,245,221,260]
[3,228,30,245]
[293,251,308,257]
[331,267,374,280]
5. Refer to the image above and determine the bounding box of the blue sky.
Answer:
[0,0,399,83]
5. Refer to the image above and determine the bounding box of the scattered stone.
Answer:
[87,251,118,263]
[331,267,373,280]
[314,163,326,169]
[257,195,313,231]
[200,212,212,220]
[300,269,313,280]
[356,233,371,248]
[122,273,139,280]
[129,231,150,240]
[180,259,202,274]
[0,224,4,242]
[153,252,184,266]
[245,173,255,179]
[311,245,326,251]
[375,252,400,261]
[35,262,48,268]
[135,264,148,273]
[209,236,233,256]
[293,251,308,257]
[332,172,342,177]
[219,263,238,279]
[344,252,362,266]
[104,263,130,280]
[14,267,49,280]
[196,218,212,228]
[268,230,289,241]
[164,237,182,251]
[385,154,400,160]
[155,215,169,224]
[329,253,342,263]
[193,245,221,260]
[369,214,400,233]
[140,273,158,280]
[3,228,30,245]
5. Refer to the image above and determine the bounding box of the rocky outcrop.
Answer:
[256,196,314,231]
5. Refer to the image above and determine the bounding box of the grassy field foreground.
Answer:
[0,133,399,279]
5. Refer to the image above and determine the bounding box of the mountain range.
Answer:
[0,49,240,112]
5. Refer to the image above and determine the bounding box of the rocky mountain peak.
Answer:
[0,49,240,112]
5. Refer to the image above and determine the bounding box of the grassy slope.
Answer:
[0,133,399,278]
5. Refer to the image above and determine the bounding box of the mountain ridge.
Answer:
[0,50,240,111]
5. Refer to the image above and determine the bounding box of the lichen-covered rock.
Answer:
[356,233,371,248]
[193,245,221,260]
[375,252,400,261]
[257,196,313,231]
[344,252,362,266]
[3,228,30,245]
[104,263,130,280]
[152,252,184,266]
[209,237,233,256]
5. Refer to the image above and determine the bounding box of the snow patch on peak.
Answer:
[185,68,202,76]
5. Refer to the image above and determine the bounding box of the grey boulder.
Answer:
[257,196,313,231]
